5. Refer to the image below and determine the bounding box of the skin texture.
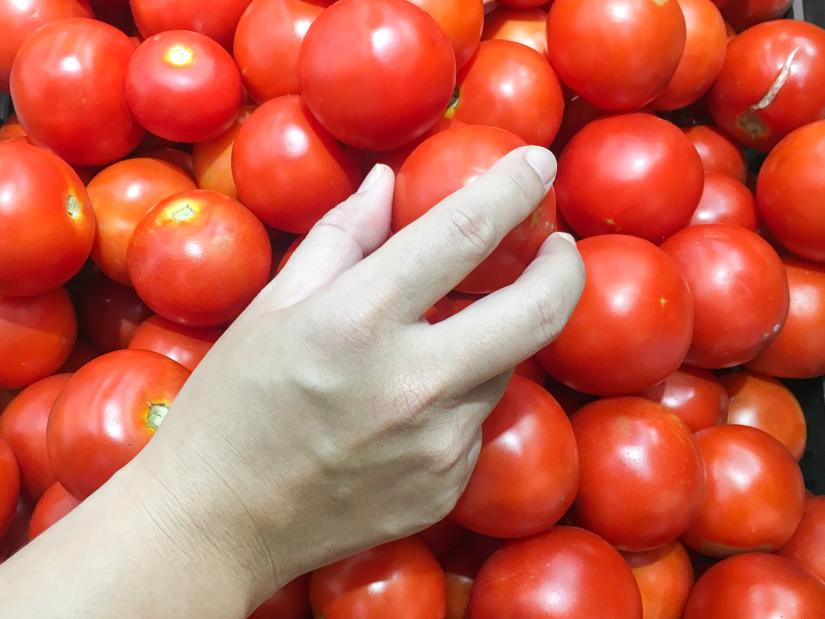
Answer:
[128,316,222,372]
[638,366,727,433]
[249,575,310,619]
[130,0,253,48]
[779,495,825,583]
[28,482,80,540]
[76,274,152,353]
[0,439,19,538]
[622,541,694,619]
[690,172,757,230]
[193,107,254,201]
[408,0,483,69]
[482,6,547,55]
[684,125,747,182]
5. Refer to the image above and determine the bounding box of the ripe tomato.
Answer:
[10,18,144,165]
[537,235,693,396]
[128,316,222,371]
[684,553,825,618]
[450,40,564,146]
[299,0,456,150]
[0,438,19,538]
[48,349,190,499]
[779,495,825,583]
[76,273,152,352]
[468,526,642,618]
[126,31,243,143]
[451,375,579,538]
[661,224,788,368]
[722,0,792,30]
[483,7,547,55]
[417,518,467,557]
[0,142,95,297]
[28,482,80,540]
[137,148,195,178]
[0,374,70,500]
[0,114,30,143]
[514,356,545,383]
[682,425,805,557]
[130,0,253,49]
[232,96,361,233]
[441,534,501,619]
[546,0,686,111]
[88,158,196,286]
[638,366,727,433]
[622,541,694,619]
[408,0,483,69]
[393,125,556,293]
[709,20,825,151]
[556,114,704,242]
[0,498,32,561]
[0,288,76,390]
[249,575,310,619]
[549,95,603,154]
[757,120,825,262]
[310,538,446,619]
[690,172,757,230]
[684,125,747,182]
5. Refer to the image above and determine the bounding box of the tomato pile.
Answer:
[2,0,825,616]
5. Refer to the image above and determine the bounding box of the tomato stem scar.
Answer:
[66,195,81,218]
[146,403,170,431]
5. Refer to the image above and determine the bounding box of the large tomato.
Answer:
[393,125,556,293]
[10,18,144,165]
[537,235,693,396]
[638,366,727,433]
[0,438,19,538]
[722,0,792,30]
[128,316,222,371]
[0,142,95,297]
[298,0,456,150]
[451,375,579,538]
[690,172,757,230]
[622,541,694,619]
[779,495,825,583]
[128,190,271,327]
[555,114,704,242]
[249,576,310,619]
[47,349,190,499]
[683,125,747,182]
[409,0,483,69]
[76,273,152,352]
[310,538,446,619]
[661,224,788,368]
[130,0,253,49]
[468,526,642,618]
[88,158,196,286]
[482,7,547,55]
[0,374,70,500]
[232,96,361,233]
[28,481,80,539]
[193,107,254,201]
[450,40,564,146]
[681,425,805,557]
[546,0,686,111]
[0,288,76,390]
[709,20,825,151]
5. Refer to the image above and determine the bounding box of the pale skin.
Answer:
[0,146,585,618]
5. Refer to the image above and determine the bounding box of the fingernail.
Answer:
[357,164,384,195]
[554,232,576,246]
[524,147,557,189]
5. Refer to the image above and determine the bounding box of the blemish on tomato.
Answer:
[146,402,170,431]
[169,203,198,223]
[66,194,82,218]
[164,44,195,68]
[650,0,669,5]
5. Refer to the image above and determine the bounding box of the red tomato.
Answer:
[451,375,579,538]
[682,425,805,557]
[450,40,564,146]
[0,288,76,390]
[249,575,310,619]
[136,148,195,179]
[684,553,825,618]
[549,95,603,154]
[638,366,727,433]
[468,526,642,618]
[310,538,446,619]
[0,114,31,143]
[128,316,222,371]
[393,125,556,293]
[0,438,19,538]
[684,125,748,182]
[299,0,456,150]
[720,370,806,460]
[622,541,694,619]
[28,482,80,540]
[514,356,545,383]
[709,20,825,151]
[59,340,99,373]
[496,0,546,8]
[88,158,196,286]
[232,96,361,233]
[368,118,465,174]
[77,273,152,353]
[757,120,825,262]
[0,374,70,500]
[780,495,825,583]
[661,224,789,368]
[482,7,548,56]
[537,235,693,396]
[417,519,467,557]
[546,0,686,111]
[0,142,95,297]
[0,498,32,561]
[126,31,243,143]
[722,0,792,30]
[48,349,189,499]
[441,534,501,619]
[556,113,704,242]
[10,18,144,165]
[690,172,757,230]
[130,0,253,49]
[409,0,482,69]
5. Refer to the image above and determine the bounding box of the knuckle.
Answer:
[445,204,498,261]
[388,374,440,419]
[530,289,569,344]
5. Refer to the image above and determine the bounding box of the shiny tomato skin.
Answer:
[556,114,704,242]
[622,541,694,619]
[88,158,196,286]
[638,366,727,433]
[192,107,255,200]
[780,496,825,583]
[451,375,579,538]
[77,273,152,353]
[451,40,564,146]
[722,0,792,30]
[684,553,825,618]
[0,142,95,297]
[0,438,19,538]
[546,0,686,111]
[299,0,456,151]
[684,125,748,182]
[0,374,70,500]
[310,537,446,619]
[709,20,825,151]
[681,425,805,557]
[690,172,757,230]
[468,526,643,619]
[28,481,80,539]
[130,0,253,49]
[10,18,144,165]
[47,349,190,499]
[482,7,547,55]
[232,95,361,233]
[0,288,76,390]
[128,316,222,371]
[126,31,243,143]
[409,0,483,69]
[537,235,693,396]
[249,575,310,619]
[127,190,271,327]
[393,125,556,293]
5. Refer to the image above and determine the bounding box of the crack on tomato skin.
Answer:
[146,402,170,431]
[66,194,82,219]
[735,46,801,141]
